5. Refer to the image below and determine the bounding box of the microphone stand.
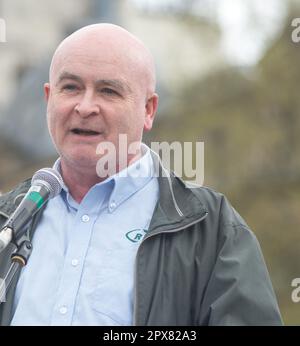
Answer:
[0,240,32,304]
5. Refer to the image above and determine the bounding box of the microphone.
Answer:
[0,168,63,253]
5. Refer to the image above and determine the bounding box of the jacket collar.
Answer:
[147,150,208,235]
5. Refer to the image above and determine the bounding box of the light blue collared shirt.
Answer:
[11,144,159,326]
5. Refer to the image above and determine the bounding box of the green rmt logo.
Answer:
[126,229,148,243]
[0,18,6,43]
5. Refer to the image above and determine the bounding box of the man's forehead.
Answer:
[51,43,138,80]
[49,24,156,92]
[52,28,145,68]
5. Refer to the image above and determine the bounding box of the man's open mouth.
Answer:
[71,128,101,136]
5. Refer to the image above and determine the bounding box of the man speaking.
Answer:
[0,23,282,326]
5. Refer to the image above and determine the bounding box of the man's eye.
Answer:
[101,88,118,95]
[62,84,78,91]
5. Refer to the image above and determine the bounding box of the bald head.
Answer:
[45,23,159,186]
[49,23,156,96]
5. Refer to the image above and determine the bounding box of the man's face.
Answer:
[44,42,157,172]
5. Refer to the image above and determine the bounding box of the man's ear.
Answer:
[44,83,50,102]
[144,93,159,132]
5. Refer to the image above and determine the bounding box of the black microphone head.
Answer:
[31,168,63,199]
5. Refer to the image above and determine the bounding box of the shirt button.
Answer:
[109,201,116,210]
[71,259,79,267]
[81,214,90,222]
[59,306,68,315]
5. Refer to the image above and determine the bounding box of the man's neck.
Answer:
[59,152,142,204]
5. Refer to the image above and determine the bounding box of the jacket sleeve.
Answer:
[199,197,283,326]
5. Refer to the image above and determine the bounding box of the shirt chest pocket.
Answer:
[87,248,136,326]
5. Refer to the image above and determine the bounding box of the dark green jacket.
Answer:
[0,173,282,325]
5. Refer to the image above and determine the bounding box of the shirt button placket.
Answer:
[81,214,90,223]
[71,259,79,267]
[59,306,68,315]
[109,201,116,212]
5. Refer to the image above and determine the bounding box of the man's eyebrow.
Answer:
[55,73,132,93]
[56,72,83,85]
[96,79,132,93]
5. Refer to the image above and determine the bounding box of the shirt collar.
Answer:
[53,143,155,213]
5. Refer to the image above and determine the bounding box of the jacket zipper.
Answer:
[133,211,208,325]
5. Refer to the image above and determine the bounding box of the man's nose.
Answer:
[74,91,100,117]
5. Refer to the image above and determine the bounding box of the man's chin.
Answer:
[62,153,98,172]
